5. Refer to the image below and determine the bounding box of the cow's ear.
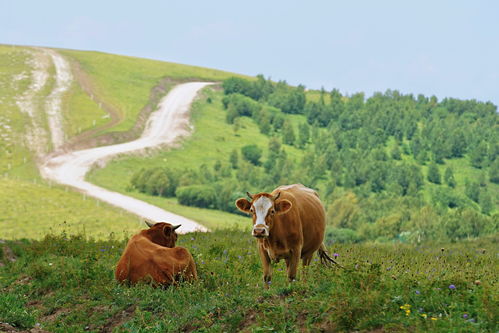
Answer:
[275,199,292,215]
[235,198,251,214]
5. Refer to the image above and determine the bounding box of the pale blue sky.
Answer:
[2,1,498,105]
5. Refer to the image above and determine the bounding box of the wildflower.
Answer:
[421,314,427,319]
[474,280,481,286]
[405,310,411,316]
[333,253,339,257]
[48,263,53,266]
[467,318,476,323]
[400,304,411,310]
[415,290,420,295]
[449,284,456,290]
[463,314,468,319]
[431,317,438,321]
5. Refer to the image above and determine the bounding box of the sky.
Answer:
[2,0,498,105]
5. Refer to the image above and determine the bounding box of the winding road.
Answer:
[40,80,211,233]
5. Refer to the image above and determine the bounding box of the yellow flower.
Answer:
[400,304,411,310]
[405,310,411,316]
[431,317,438,321]
[421,314,427,319]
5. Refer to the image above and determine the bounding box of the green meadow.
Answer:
[0,45,497,332]
[0,230,496,332]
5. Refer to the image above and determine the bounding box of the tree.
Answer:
[479,189,493,215]
[229,149,239,169]
[297,122,310,148]
[327,192,360,229]
[427,162,441,184]
[258,111,272,135]
[391,143,402,160]
[444,167,456,188]
[470,141,488,169]
[464,180,480,203]
[282,120,296,145]
[222,77,253,97]
[489,158,499,184]
[241,144,262,166]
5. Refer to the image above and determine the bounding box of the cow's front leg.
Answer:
[286,249,300,282]
[259,246,272,288]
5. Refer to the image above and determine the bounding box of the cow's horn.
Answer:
[246,192,253,200]
[144,220,155,228]
[172,224,181,231]
[273,192,281,201]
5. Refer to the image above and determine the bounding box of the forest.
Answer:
[129,76,498,244]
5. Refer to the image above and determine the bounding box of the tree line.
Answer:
[130,76,498,243]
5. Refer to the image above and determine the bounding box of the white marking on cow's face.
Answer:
[252,196,272,237]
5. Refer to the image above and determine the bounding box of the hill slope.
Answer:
[0,46,247,239]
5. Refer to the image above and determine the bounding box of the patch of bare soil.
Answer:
[40,307,71,323]
[237,309,258,332]
[2,245,17,263]
[0,322,51,333]
[100,305,136,332]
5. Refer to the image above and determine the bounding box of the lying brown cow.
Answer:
[115,222,197,286]
[235,184,338,284]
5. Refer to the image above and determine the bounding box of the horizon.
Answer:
[2,1,498,106]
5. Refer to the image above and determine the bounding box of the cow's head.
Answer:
[235,191,292,238]
[144,221,181,247]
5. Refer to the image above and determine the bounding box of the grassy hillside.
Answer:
[0,231,496,332]
[60,49,246,136]
[0,45,250,240]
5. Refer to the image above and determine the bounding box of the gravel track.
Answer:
[37,58,211,233]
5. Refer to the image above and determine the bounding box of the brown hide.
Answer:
[115,222,197,286]
[236,184,327,283]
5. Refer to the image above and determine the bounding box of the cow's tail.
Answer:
[318,243,343,268]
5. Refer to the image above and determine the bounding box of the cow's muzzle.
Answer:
[252,225,269,238]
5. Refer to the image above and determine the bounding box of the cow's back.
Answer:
[273,184,326,255]
[115,235,197,285]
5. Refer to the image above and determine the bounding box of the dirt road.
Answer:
[40,81,211,233]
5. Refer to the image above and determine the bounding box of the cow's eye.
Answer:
[250,207,254,213]
[271,209,276,214]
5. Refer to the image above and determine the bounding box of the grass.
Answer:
[0,230,496,332]
[61,77,109,138]
[0,46,251,240]
[0,177,142,240]
[0,45,37,177]
[59,49,248,135]
[86,87,304,210]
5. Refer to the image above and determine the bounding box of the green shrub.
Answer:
[176,185,216,209]
[241,144,262,166]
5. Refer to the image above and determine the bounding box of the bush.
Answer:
[176,185,217,209]
[222,93,260,124]
[325,227,362,244]
[130,167,179,197]
[222,77,253,96]
[241,144,262,166]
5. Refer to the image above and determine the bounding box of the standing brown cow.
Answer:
[115,222,197,286]
[235,184,338,284]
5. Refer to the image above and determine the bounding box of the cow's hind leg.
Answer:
[301,252,314,281]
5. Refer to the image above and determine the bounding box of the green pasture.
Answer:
[59,49,247,135]
[0,230,496,332]
[0,177,142,240]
